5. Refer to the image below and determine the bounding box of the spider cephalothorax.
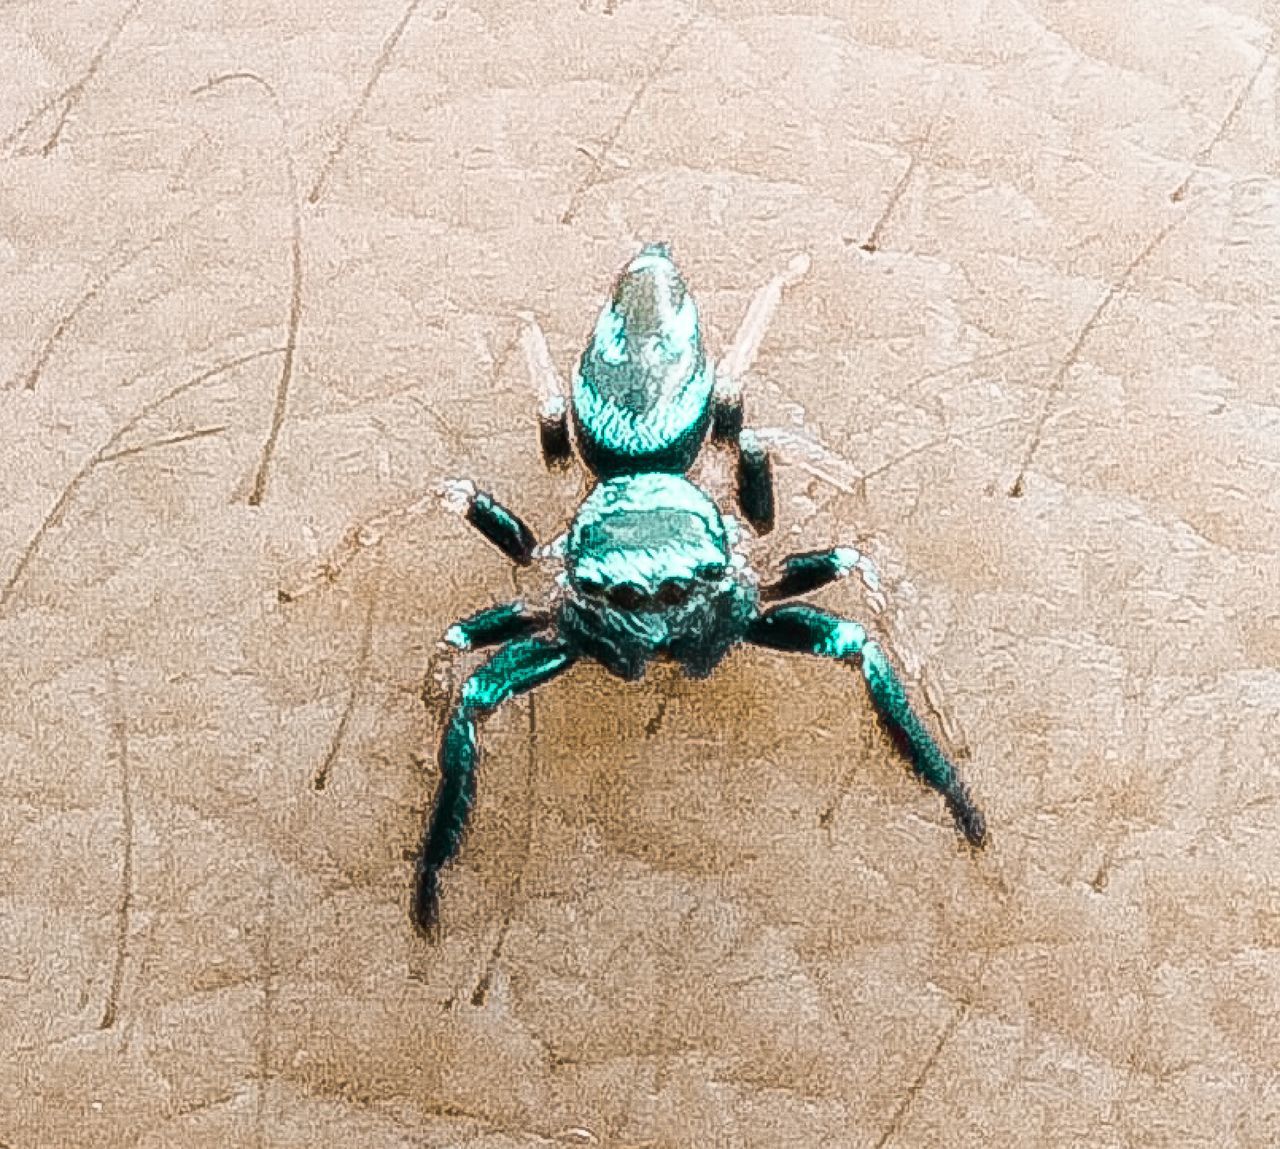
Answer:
[556,472,758,680]
[414,243,986,931]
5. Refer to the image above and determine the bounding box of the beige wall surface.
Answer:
[2,2,1279,1146]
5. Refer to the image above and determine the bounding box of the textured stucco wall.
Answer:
[2,2,1278,1146]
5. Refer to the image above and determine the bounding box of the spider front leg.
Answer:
[747,603,986,846]
[712,253,810,535]
[753,426,971,760]
[422,600,554,716]
[444,600,552,651]
[759,545,882,603]
[415,634,576,932]
[279,480,542,603]
[441,479,539,564]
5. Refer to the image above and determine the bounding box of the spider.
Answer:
[414,243,986,931]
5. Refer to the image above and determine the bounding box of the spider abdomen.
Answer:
[573,244,714,477]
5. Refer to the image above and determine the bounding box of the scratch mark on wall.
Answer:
[254,875,276,1149]
[1008,213,1185,497]
[1,0,145,156]
[192,72,304,507]
[859,150,921,254]
[817,725,861,830]
[308,0,443,204]
[650,899,701,1092]
[469,878,514,1006]
[0,345,283,615]
[862,413,1026,487]
[314,589,379,790]
[643,694,669,738]
[854,110,940,254]
[165,1088,242,1121]
[8,207,203,392]
[416,1100,560,1145]
[1171,34,1274,203]
[97,424,230,464]
[99,657,135,1030]
[560,15,697,225]
[873,1001,968,1148]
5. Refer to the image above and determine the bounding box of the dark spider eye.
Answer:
[608,584,646,611]
[577,578,606,598]
[694,563,725,582]
[655,580,690,607]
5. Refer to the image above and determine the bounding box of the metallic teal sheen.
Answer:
[458,636,575,715]
[444,601,545,651]
[573,245,714,476]
[568,473,727,588]
[557,472,755,681]
[413,244,988,932]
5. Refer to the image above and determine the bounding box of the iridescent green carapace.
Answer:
[573,243,715,476]
[413,244,986,932]
[558,472,757,680]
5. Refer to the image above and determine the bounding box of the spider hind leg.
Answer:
[710,388,776,534]
[711,253,809,534]
[735,430,775,535]
[539,400,573,468]
[415,635,576,932]
[747,603,986,846]
[520,313,575,469]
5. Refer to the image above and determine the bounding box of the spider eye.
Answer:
[655,580,690,607]
[576,578,606,598]
[607,584,646,611]
[694,563,726,582]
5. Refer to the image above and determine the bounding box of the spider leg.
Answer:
[714,252,811,433]
[444,600,553,651]
[711,254,809,534]
[735,430,775,535]
[759,545,881,603]
[415,634,576,932]
[711,389,744,443]
[753,426,970,760]
[746,603,986,847]
[519,312,574,468]
[279,477,542,602]
[422,600,554,716]
[441,479,538,565]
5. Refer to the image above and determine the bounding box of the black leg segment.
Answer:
[712,392,744,443]
[414,635,576,931]
[465,488,538,565]
[747,604,986,846]
[760,547,864,602]
[539,399,574,469]
[736,430,775,535]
